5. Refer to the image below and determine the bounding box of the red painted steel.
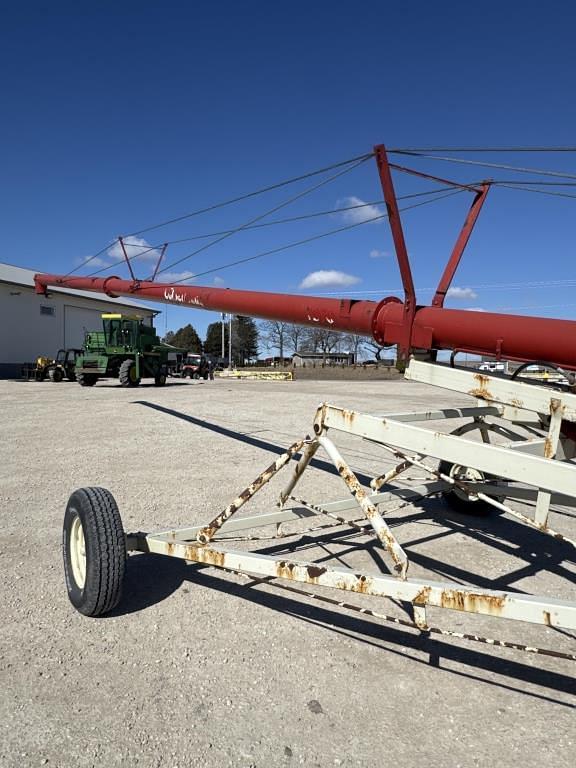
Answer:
[34,273,576,369]
[374,145,415,356]
[33,144,576,370]
[432,183,490,308]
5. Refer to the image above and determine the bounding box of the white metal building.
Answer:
[0,262,158,378]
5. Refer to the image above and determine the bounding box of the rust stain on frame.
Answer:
[440,589,506,615]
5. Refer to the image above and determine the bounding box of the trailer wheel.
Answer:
[77,373,98,387]
[438,460,499,516]
[154,372,167,387]
[63,487,126,616]
[48,367,64,383]
[119,360,141,387]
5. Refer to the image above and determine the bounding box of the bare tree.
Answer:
[259,320,288,361]
[342,333,366,362]
[285,323,306,354]
[301,327,342,360]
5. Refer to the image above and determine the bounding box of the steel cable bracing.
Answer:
[127,152,374,237]
[137,188,466,288]
[313,279,576,297]
[62,151,372,278]
[64,241,117,277]
[145,187,454,246]
[85,245,167,279]
[85,180,576,280]
[62,147,576,281]
[152,155,372,279]
[84,186,459,279]
[390,151,576,181]
[492,183,576,200]
[389,146,576,153]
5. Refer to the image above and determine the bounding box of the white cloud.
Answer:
[447,286,478,300]
[75,255,110,267]
[299,270,361,290]
[464,307,486,312]
[335,196,383,225]
[159,270,196,284]
[107,235,162,263]
[369,248,388,259]
[213,276,225,286]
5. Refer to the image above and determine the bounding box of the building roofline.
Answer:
[0,261,158,314]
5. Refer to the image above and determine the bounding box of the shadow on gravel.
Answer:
[110,551,575,706]
[95,382,191,388]
[108,553,187,616]
[123,401,576,701]
[133,400,374,485]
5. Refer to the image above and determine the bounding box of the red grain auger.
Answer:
[38,145,576,663]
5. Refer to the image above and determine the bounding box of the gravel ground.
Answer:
[1,376,574,768]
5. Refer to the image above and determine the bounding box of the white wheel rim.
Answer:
[70,515,86,588]
[449,464,484,502]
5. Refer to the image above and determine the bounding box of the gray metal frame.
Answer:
[127,360,576,659]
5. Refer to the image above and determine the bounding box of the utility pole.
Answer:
[228,313,233,370]
[221,313,225,360]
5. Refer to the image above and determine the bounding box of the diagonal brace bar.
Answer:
[317,434,409,578]
[196,439,305,544]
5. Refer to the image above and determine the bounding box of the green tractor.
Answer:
[75,314,185,388]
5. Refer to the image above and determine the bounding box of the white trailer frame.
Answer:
[121,360,576,659]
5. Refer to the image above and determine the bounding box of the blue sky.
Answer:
[1,0,575,343]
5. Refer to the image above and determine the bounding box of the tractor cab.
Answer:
[101,314,160,352]
[102,314,140,350]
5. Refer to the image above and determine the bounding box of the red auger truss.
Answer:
[34,145,576,370]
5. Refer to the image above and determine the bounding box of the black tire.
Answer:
[48,367,64,383]
[63,487,126,616]
[119,359,141,387]
[154,372,167,387]
[77,373,98,387]
[438,460,499,516]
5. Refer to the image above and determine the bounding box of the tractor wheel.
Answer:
[438,460,500,516]
[119,360,141,387]
[48,367,64,383]
[154,371,167,387]
[63,487,126,616]
[77,373,98,387]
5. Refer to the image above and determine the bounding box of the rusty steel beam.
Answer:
[138,538,576,631]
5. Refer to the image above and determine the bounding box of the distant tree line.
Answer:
[258,320,388,361]
[164,316,388,365]
[163,315,259,365]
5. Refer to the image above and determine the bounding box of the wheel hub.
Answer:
[448,464,484,502]
[69,515,86,588]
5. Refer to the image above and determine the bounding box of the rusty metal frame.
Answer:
[126,361,576,660]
